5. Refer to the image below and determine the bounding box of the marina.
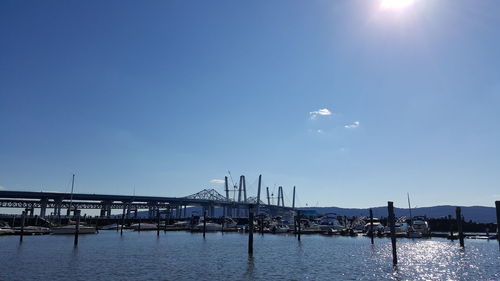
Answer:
[2,0,500,280]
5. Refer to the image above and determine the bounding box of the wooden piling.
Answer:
[248,205,254,255]
[20,211,26,243]
[293,212,297,236]
[74,210,81,247]
[369,208,374,245]
[387,201,397,265]
[297,210,301,241]
[260,216,264,236]
[448,215,453,239]
[496,201,500,249]
[456,207,464,247]
[164,209,168,233]
[203,210,207,238]
[121,208,125,236]
[156,209,160,237]
[221,216,224,234]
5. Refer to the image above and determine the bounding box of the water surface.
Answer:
[1,231,498,280]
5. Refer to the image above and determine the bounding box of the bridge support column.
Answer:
[202,206,208,218]
[106,202,112,217]
[100,201,112,217]
[100,202,106,217]
[177,206,181,219]
[126,202,131,219]
[54,198,62,217]
[183,205,187,218]
[40,198,48,218]
[148,205,153,219]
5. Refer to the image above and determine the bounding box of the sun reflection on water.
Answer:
[368,239,499,280]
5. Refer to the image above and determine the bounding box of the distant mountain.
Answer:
[298,205,497,223]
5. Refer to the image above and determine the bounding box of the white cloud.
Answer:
[309,108,332,120]
[344,121,360,129]
[210,179,225,184]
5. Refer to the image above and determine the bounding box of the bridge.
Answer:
[0,175,296,219]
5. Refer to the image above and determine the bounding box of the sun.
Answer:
[380,0,415,10]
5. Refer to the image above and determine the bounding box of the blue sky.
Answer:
[1,0,499,208]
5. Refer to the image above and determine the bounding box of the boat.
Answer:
[407,228,423,238]
[13,226,51,235]
[298,219,323,234]
[394,221,409,233]
[0,228,14,235]
[223,218,238,229]
[0,221,14,235]
[411,219,430,236]
[194,222,222,231]
[364,218,385,233]
[269,224,290,233]
[172,221,190,228]
[51,225,97,234]
[130,223,158,230]
[317,214,344,231]
[406,194,430,237]
[100,223,121,230]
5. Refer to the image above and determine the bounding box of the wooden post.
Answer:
[74,210,81,247]
[456,207,464,247]
[293,211,297,236]
[448,215,453,239]
[203,210,207,238]
[248,205,254,255]
[164,208,169,233]
[95,217,99,233]
[496,201,500,249]
[20,211,26,243]
[388,201,397,265]
[260,216,264,236]
[156,209,160,237]
[221,216,224,234]
[369,208,374,245]
[121,206,126,236]
[297,210,301,241]
[256,175,262,214]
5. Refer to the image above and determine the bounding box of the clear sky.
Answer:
[1,0,499,208]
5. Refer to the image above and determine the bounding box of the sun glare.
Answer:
[380,0,415,10]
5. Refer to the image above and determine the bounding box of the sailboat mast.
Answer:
[69,174,75,215]
[407,193,413,225]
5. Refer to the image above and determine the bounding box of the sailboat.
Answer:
[406,193,429,238]
[51,174,97,235]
